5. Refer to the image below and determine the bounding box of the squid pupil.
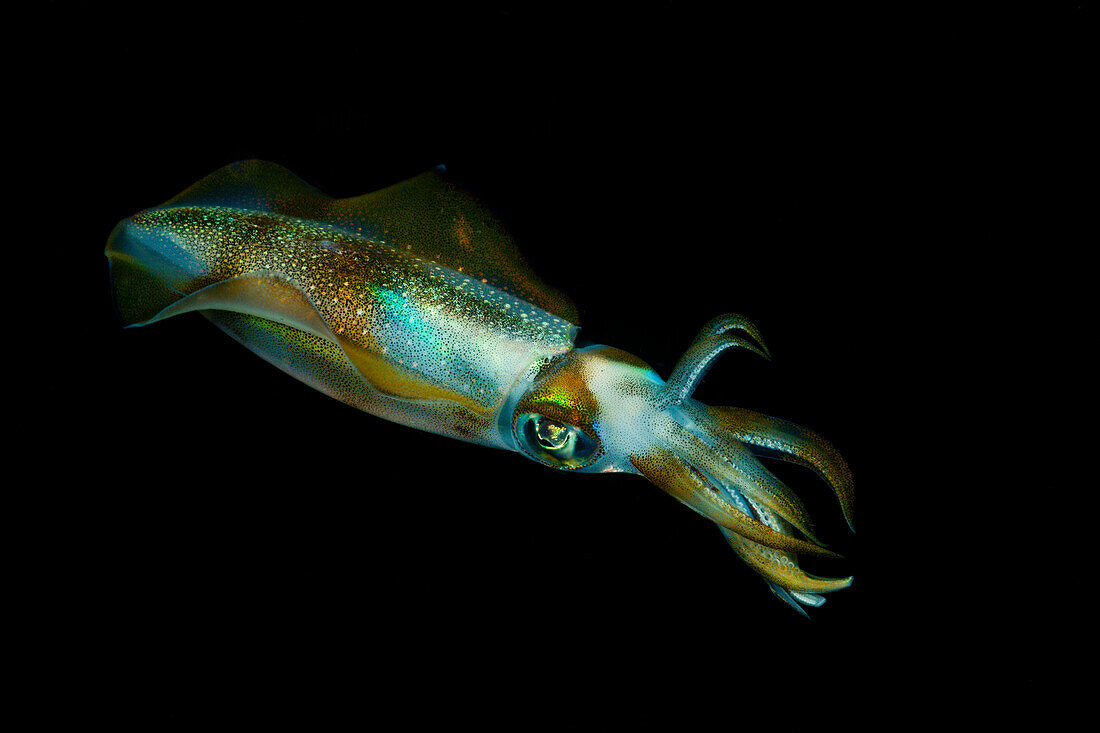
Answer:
[535,417,570,450]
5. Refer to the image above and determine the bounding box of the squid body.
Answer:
[106,161,854,615]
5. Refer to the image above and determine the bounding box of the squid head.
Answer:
[503,316,855,616]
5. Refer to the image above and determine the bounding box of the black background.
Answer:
[31,0,1089,723]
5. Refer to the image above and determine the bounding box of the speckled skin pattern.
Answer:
[107,161,855,615]
[106,162,576,447]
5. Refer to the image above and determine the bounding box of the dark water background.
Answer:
[28,1,1089,724]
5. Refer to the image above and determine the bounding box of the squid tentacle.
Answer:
[629,450,842,559]
[661,334,769,407]
[662,417,824,546]
[652,423,852,613]
[688,313,771,359]
[719,495,852,615]
[709,406,856,531]
[722,525,853,595]
[768,583,813,618]
[790,591,827,608]
[704,436,823,546]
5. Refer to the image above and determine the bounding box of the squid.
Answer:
[106,160,854,615]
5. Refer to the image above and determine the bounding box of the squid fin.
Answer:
[152,160,579,323]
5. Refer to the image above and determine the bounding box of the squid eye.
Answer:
[535,417,571,449]
[514,413,600,469]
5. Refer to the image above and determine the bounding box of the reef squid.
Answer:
[106,161,855,615]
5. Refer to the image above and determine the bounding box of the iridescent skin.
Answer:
[107,161,855,615]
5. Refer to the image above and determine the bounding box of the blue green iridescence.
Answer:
[110,204,578,445]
